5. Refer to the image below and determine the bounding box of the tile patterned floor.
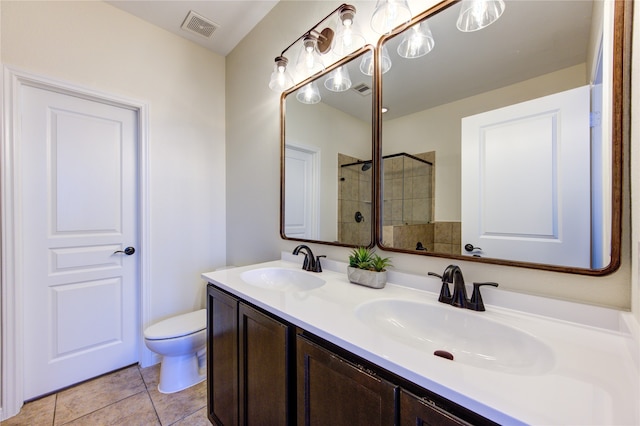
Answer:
[1,364,209,426]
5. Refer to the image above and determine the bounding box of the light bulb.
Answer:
[269,56,294,92]
[295,35,324,80]
[332,5,366,57]
[456,0,505,32]
[296,81,321,104]
[324,66,352,92]
[370,0,412,34]
[397,22,435,59]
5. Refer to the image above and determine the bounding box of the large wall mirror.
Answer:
[376,0,629,274]
[281,46,375,247]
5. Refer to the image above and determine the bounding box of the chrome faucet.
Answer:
[292,245,325,272]
[429,265,498,311]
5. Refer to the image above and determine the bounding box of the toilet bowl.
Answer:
[144,309,207,394]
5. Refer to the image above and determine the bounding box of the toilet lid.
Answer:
[144,309,206,340]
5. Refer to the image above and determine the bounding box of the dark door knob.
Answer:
[464,243,482,252]
[114,246,135,255]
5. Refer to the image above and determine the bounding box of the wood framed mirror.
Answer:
[281,46,376,247]
[375,0,630,274]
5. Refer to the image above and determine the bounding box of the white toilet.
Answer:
[144,309,207,394]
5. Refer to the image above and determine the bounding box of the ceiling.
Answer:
[105,0,279,56]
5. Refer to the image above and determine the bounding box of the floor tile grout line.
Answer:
[56,390,151,426]
[52,393,58,426]
[138,365,163,425]
[55,366,149,425]
[5,365,206,425]
[166,404,207,426]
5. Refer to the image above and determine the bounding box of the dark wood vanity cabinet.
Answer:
[207,284,492,426]
[207,285,238,425]
[399,389,471,426]
[296,335,396,425]
[238,302,292,424]
[207,285,293,426]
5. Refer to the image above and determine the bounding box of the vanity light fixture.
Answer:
[332,5,367,57]
[381,106,389,113]
[268,56,295,92]
[296,81,322,104]
[397,21,435,59]
[269,3,366,93]
[456,0,505,32]
[370,0,412,34]
[324,65,352,92]
[360,45,392,76]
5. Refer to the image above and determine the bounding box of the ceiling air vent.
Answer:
[352,83,372,96]
[181,10,218,39]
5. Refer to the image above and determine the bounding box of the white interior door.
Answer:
[461,86,591,268]
[284,145,319,239]
[20,84,139,399]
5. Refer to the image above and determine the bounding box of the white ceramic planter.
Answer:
[347,267,387,289]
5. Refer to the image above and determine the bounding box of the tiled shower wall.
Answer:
[381,152,460,253]
[382,221,461,254]
[382,152,434,226]
[338,153,372,246]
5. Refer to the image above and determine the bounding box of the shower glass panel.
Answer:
[382,153,436,251]
[383,153,433,225]
[338,153,372,247]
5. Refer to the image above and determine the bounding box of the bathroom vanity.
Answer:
[203,258,639,425]
[207,284,482,425]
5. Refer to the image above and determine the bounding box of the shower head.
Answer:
[361,162,372,171]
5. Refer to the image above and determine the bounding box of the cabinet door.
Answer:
[297,335,396,426]
[400,389,471,426]
[239,302,293,425]
[207,285,239,426]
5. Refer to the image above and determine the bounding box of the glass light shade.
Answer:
[296,81,321,104]
[359,45,392,76]
[370,0,412,34]
[268,57,294,92]
[456,0,505,32]
[324,66,352,92]
[397,22,435,59]
[332,5,366,57]
[295,36,325,81]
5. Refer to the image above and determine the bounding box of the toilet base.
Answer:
[158,352,206,394]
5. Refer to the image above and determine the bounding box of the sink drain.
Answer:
[434,350,454,360]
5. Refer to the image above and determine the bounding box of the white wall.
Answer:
[287,99,370,241]
[226,0,634,311]
[1,1,227,320]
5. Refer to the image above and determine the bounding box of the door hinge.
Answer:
[590,111,601,128]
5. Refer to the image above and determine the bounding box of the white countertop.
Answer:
[202,256,640,425]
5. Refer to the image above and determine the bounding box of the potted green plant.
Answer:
[347,247,393,289]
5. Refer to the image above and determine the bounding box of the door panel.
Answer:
[461,86,591,268]
[20,84,138,399]
[52,109,123,233]
[52,278,123,356]
[284,145,318,239]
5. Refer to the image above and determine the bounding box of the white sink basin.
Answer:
[356,299,554,375]
[240,267,326,292]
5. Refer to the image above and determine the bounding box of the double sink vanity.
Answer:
[203,255,639,425]
[217,3,637,421]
